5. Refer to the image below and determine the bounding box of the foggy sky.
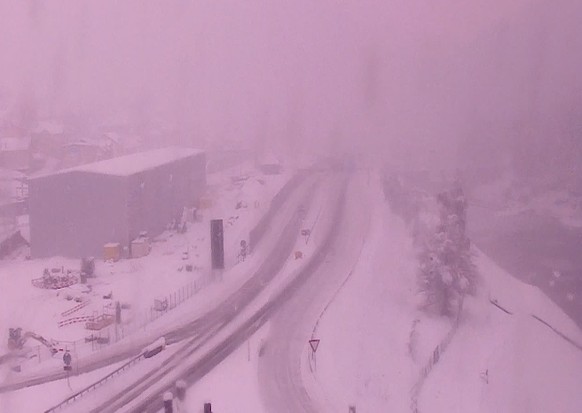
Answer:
[1,0,580,175]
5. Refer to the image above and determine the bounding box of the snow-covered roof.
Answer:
[0,137,31,151]
[32,121,65,135]
[33,147,204,179]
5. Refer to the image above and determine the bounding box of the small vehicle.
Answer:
[142,337,166,358]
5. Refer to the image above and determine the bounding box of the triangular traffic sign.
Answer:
[309,339,320,353]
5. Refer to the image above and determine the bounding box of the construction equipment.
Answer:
[85,314,114,331]
[8,328,58,354]
[31,268,78,289]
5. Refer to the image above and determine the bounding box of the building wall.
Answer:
[29,151,206,258]
[0,150,30,171]
[29,171,128,258]
[126,152,206,241]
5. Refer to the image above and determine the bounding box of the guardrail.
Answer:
[58,316,95,328]
[44,353,145,413]
[410,299,464,413]
[61,300,91,317]
[530,314,582,352]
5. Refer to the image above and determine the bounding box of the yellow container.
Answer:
[103,243,121,262]
[198,197,213,209]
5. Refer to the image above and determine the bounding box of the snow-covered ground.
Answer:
[179,169,582,413]
[308,173,421,412]
[3,167,582,413]
[418,246,582,412]
[182,322,271,413]
[0,161,292,394]
[313,174,582,412]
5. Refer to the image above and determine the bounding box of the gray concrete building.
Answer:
[29,147,206,258]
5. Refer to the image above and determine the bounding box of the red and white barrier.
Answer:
[58,316,94,328]
[61,300,91,317]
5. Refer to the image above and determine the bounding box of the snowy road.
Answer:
[115,172,350,413]
[94,178,320,412]
[258,170,375,412]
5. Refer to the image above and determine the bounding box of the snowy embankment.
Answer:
[307,176,419,412]
[419,249,582,413]
[304,177,582,412]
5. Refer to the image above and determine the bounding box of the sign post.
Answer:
[301,229,311,244]
[63,351,72,390]
[239,240,248,262]
[210,219,225,270]
[309,339,320,371]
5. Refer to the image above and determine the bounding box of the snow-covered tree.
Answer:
[417,182,477,317]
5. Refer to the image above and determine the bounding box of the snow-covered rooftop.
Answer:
[32,121,65,135]
[34,147,204,179]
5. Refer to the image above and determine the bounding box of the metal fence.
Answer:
[25,278,204,368]
[43,353,145,413]
[410,299,464,413]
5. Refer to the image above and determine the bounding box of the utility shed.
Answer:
[29,147,206,258]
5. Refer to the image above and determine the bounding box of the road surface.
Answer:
[258,170,376,413]
[113,171,350,413]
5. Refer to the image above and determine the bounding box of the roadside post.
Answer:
[63,350,72,390]
[175,380,187,412]
[211,219,225,282]
[309,338,320,371]
[175,380,186,401]
[301,229,311,244]
[239,240,248,262]
[163,391,174,413]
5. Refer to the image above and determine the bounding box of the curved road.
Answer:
[258,170,377,413]
[118,171,350,413]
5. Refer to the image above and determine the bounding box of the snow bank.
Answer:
[418,246,582,412]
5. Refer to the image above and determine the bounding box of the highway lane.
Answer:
[82,173,329,413]
[120,171,350,413]
[258,170,377,413]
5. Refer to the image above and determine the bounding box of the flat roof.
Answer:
[32,147,204,179]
